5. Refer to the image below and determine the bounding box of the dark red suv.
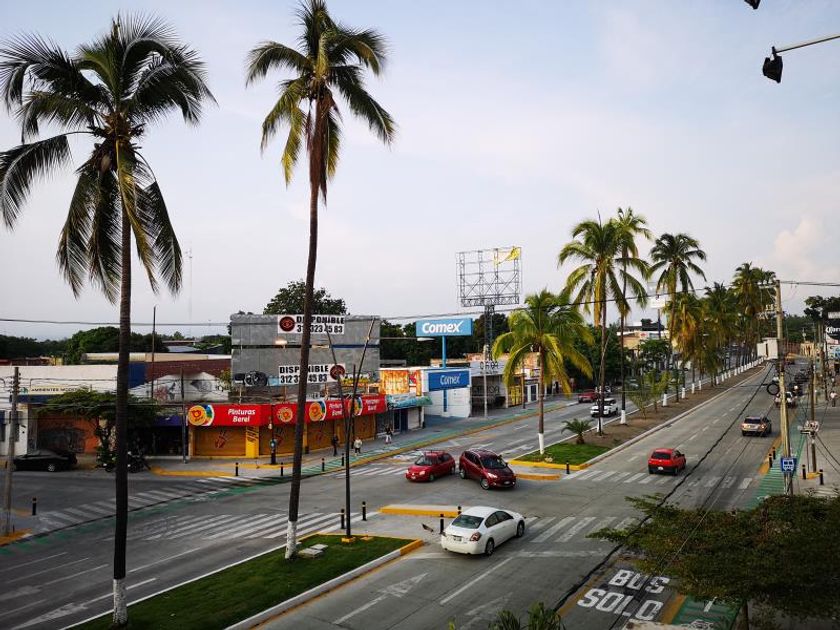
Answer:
[459,449,516,490]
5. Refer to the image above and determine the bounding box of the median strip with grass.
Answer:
[514,443,610,466]
[75,535,410,630]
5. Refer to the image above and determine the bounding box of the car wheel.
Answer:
[484,538,495,556]
[742,431,747,436]
[648,466,655,474]
[672,467,678,476]
[480,477,491,490]
[450,465,455,475]
[429,474,435,482]
[459,468,467,480]
[516,521,525,538]
[47,463,57,473]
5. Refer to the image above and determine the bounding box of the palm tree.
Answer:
[649,233,706,397]
[704,282,738,383]
[246,0,395,558]
[559,218,641,432]
[732,263,776,365]
[492,290,591,454]
[614,207,651,415]
[563,418,592,445]
[669,292,703,391]
[0,16,213,624]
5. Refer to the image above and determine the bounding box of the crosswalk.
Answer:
[34,476,270,532]
[563,468,756,490]
[329,464,408,479]
[128,510,364,542]
[527,514,638,544]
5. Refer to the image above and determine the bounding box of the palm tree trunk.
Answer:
[112,209,131,626]
[286,166,319,559]
[538,350,545,454]
[598,301,607,435]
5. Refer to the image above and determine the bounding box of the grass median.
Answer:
[77,535,408,630]
[518,442,609,465]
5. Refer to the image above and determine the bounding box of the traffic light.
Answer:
[763,50,783,83]
[744,0,760,8]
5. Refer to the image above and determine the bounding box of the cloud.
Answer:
[771,216,840,282]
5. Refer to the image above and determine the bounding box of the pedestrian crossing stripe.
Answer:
[527,514,639,544]
[562,469,755,490]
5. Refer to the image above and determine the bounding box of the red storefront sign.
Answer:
[272,395,386,425]
[187,404,270,427]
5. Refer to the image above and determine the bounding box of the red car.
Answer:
[578,390,599,403]
[459,449,516,490]
[406,450,456,482]
[647,448,686,475]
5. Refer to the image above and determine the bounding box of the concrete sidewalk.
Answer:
[793,392,840,498]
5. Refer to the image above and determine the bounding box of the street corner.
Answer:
[0,529,31,546]
[149,465,234,477]
[379,504,461,518]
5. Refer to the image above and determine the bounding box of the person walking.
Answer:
[353,437,362,455]
[831,390,837,407]
[384,425,393,444]
[331,434,339,456]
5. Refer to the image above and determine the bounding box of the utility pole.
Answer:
[2,367,20,536]
[180,368,187,464]
[808,359,818,472]
[775,280,793,496]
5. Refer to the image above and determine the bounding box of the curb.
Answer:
[379,505,460,518]
[758,436,783,474]
[150,466,234,477]
[516,472,562,481]
[508,459,588,471]
[227,538,424,630]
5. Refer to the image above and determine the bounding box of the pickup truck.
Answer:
[741,415,771,437]
[590,397,618,417]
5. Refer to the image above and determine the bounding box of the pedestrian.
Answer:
[385,425,393,444]
[774,394,781,408]
[331,434,339,456]
[831,390,837,407]
[353,437,362,455]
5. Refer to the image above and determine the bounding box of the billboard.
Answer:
[416,317,473,337]
[428,369,471,391]
[187,404,270,427]
[277,363,346,386]
[273,395,387,425]
[277,314,345,335]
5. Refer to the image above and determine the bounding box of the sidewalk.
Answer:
[793,392,840,498]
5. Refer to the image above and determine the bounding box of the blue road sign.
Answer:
[780,456,797,473]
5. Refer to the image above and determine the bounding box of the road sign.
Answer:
[780,456,797,473]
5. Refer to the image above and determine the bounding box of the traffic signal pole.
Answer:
[775,280,793,497]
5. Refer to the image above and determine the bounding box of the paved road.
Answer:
[0,367,773,629]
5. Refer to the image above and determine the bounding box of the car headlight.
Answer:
[469,532,482,542]
[486,472,498,479]
[418,470,426,475]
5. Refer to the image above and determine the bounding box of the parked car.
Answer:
[647,448,686,475]
[440,506,525,556]
[578,390,599,403]
[741,416,772,437]
[590,397,618,417]
[13,448,77,472]
[405,450,456,482]
[459,449,516,490]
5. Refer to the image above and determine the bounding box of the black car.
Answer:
[13,448,77,472]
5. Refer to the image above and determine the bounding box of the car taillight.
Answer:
[469,532,482,542]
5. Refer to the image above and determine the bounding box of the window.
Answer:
[652,451,671,460]
[451,515,482,529]
[494,511,513,523]
[484,514,498,527]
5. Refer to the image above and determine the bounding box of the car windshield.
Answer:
[414,456,435,466]
[480,456,507,469]
[450,515,483,529]
[652,451,671,460]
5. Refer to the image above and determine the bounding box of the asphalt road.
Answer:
[0,366,777,630]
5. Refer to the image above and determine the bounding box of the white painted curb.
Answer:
[226,548,405,630]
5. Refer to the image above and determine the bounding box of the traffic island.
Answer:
[74,535,418,630]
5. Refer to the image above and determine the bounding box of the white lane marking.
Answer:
[638,475,655,485]
[263,513,344,539]
[131,513,211,539]
[471,443,493,450]
[572,469,601,481]
[439,557,514,605]
[624,473,645,483]
[687,433,698,441]
[75,503,113,516]
[611,472,630,482]
[0,552,67,575]
[614,517,637,531]
[62,507,99,518]
[712,418,720,424]
[702,426,710,432]
[557,517,597,543]
[84,578,158,604]
[335,595,387,624]
[596,471,618,482]
[129,548,204,574]
[39,512,78,525]
[654,477,670,486]
[739,477,753,489]
[147,514,239,540]
[42,563,108,586]
[704,476,722,488]
[6,556,91,584]
[586,516,616,535]
[721,476,735,488]
[627,455,640,463]
[513,424,529,431]
[205,514,278,539]
[533,516,575,543]
[527,517,553,533]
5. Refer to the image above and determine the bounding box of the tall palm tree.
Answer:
[614,207,651,415]
[732,263,776,365]
[703,282,738,383]
[246,0,395,558]
[559,218,642,432]
[669,292,703,390]
[0,16,213,624]
[649,233,706,396]
[492,290,591,454]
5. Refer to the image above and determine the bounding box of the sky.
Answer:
[1,1,839,342]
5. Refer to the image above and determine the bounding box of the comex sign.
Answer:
[428,369,470,391]
[416,317,473,337]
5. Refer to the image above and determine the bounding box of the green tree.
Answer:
[649,233,706,394]
[626,379,653,419]
[562,418,592,445]
[0,334,65,359]
[263,280,347,315]
[492,290,592,453]
[804,295,840,321]
[246,0,395,558]
[637,338,670,372]
[0,16,213,623]
[731,263,775,364]
[489,602,563,630]
[63,326,168,364]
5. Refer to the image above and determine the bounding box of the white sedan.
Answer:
[440,506,525,556]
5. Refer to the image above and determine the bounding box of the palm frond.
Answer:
[18,91,96,139]
[0,134,71,227]
[259,78,307,153]
[332,68,395,144]
[56,165,96,297]
[330,27,388,74]
[85,169,122,302]
[138,179,181,294]
[245,42,311,85]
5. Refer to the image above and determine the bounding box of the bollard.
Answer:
[31,496,37,516]
[341,508,345,530]
[691,383,695,395]
[235,462,239,477]
[768,454,773,469]
[439,514,444,534]
[457,505,462,515]
[341,455,345,467]
[321,457,325,472]
[362,501,367,521]
[820,469,825,485]
[772,448,776,460]
[566,462,570,475]
[802,465,807,480]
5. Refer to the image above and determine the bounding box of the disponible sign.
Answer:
[277,364,346,386]
[416,317,473,337]
[277,314,345,335]
[428,369,471,391]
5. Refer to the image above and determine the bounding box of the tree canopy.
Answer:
[63,327,167,364]
[263,280,347,315]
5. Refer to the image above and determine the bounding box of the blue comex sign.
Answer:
[428,369,471,391]
[416,317,473,337]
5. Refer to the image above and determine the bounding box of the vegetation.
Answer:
[493,290,592,454]
[77,535,407,630]
[263,280,347,315]
[0,15,214,624]
[62,327,168,364]
[562,418,592,444]
[246,0,395,559]
[591,494,840,628]
[488,602,563,630]
[518,441,609,465]
[0,334,64,359]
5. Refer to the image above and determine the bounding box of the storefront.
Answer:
[188,403,270,458]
